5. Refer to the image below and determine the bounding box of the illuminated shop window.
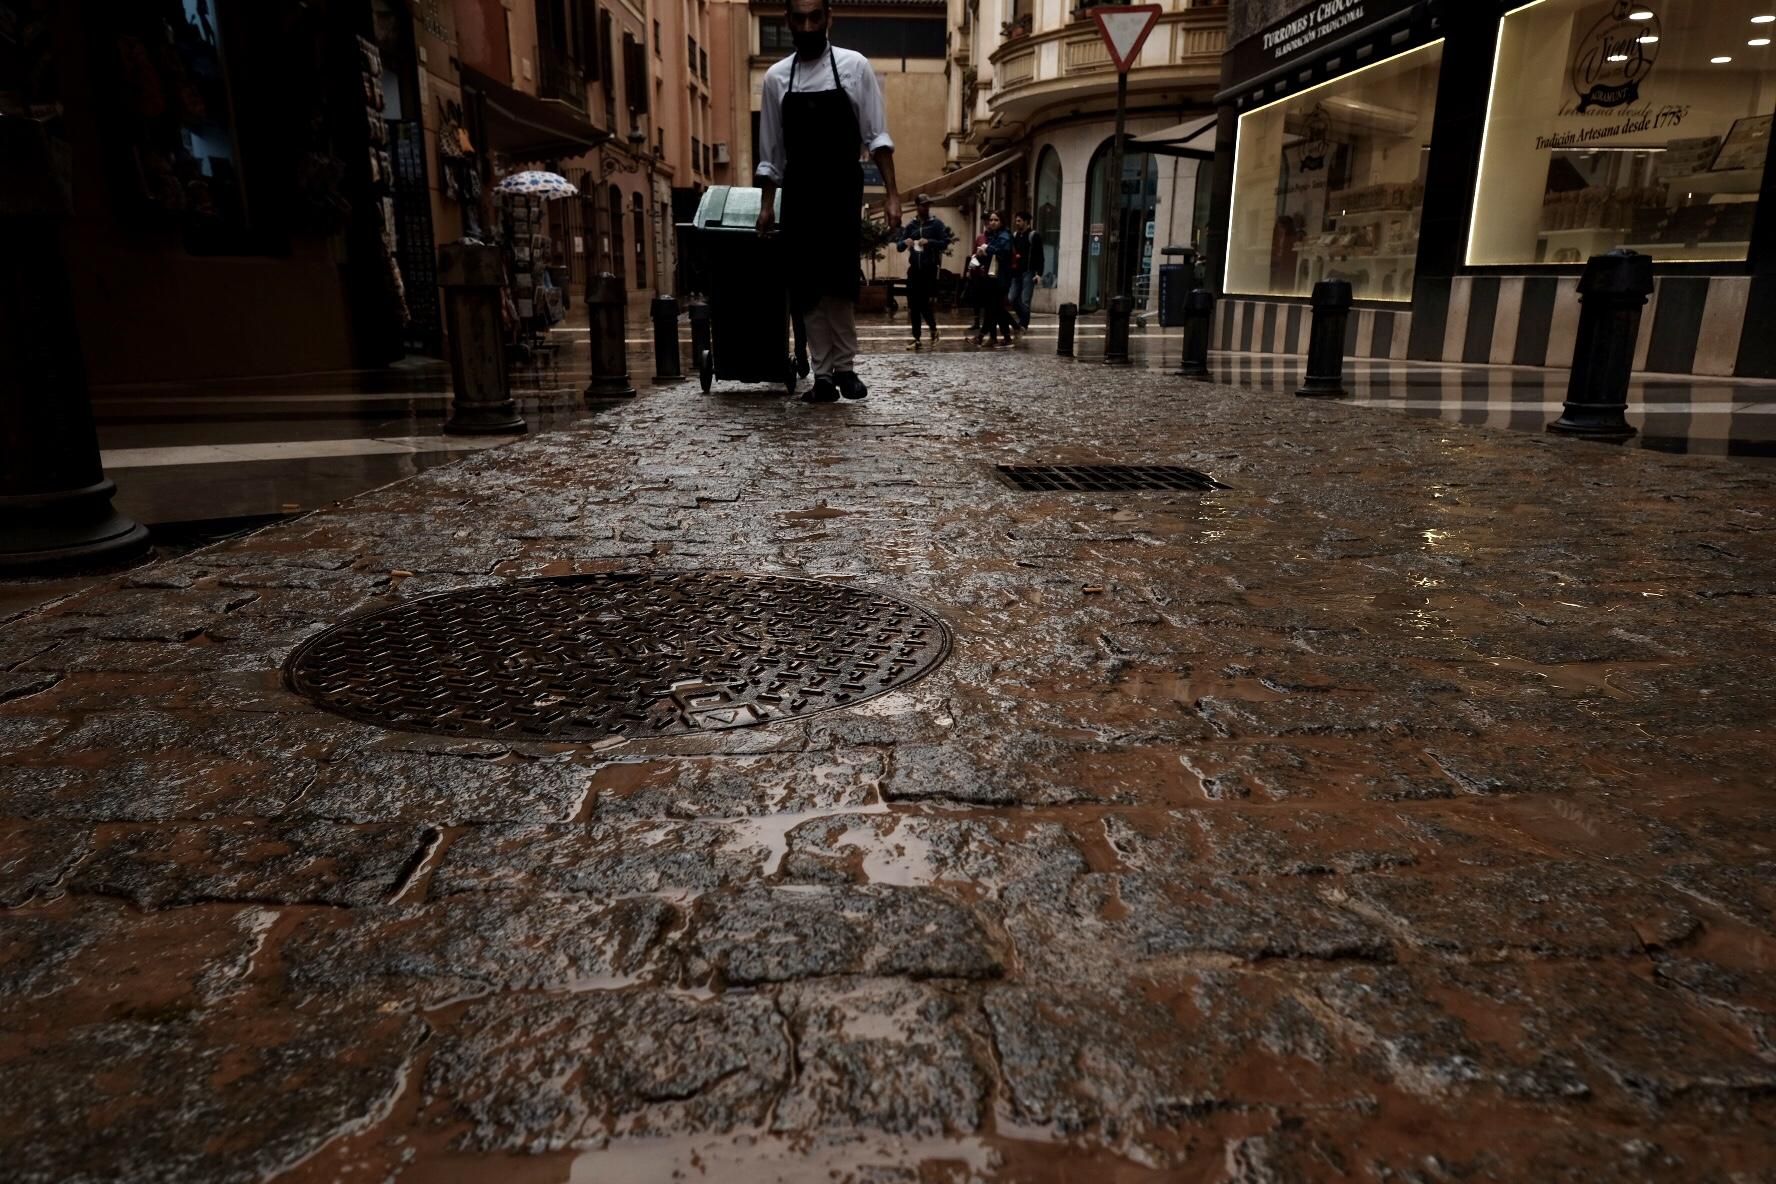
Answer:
[1469,0,1774,266]
[1227,40,1443,302]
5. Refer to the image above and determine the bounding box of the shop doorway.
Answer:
[1082,136,1158,311]
[609,183,627,289]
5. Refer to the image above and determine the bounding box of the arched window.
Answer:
[1033,147,1062,289]
[1081,136,1158,311]
[632,191,647,289]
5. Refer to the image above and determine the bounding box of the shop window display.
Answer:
[102,0,250,252]
[1082,138,1158,310]
[1034,147,1062,288]
[1227,41,1443,302]
[1471,0,1775,265]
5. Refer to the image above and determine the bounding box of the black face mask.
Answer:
[792,28,827,56]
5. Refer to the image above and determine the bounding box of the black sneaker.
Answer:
[835,371,868,400]
[802,376,839,403]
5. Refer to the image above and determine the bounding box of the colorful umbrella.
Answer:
[495,170,578,199]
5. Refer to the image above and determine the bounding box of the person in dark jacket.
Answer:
[1011,211,1043,330]
[964,217,989,333]
[971,211,1013,347]
[895,193,951,347]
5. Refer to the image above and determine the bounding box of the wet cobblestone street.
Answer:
[5,348,1776,1182]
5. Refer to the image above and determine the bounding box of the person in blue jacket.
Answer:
[895,193,952,348]
[971,210,1013,347]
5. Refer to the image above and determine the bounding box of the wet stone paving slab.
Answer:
[4,352,1776,1181]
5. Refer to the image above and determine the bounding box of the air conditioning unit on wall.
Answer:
[712,142,729,164]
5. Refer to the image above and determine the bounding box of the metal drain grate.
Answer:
[283,571,950,743]
[994,464,1226,493]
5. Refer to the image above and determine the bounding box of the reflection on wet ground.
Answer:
[6,344,1776,1180]
[60,312,1776,592]
[1194,352,1776,461]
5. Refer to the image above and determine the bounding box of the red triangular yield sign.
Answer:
[1091,4,1162,74]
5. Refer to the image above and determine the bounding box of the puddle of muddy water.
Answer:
[567,1133,998,1183]
[719,795,892,876]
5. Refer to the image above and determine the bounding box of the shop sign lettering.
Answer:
[1228,0,1416,86]
[1534,103,1689,150]
[1261,0,1368,62]
[1570,0,1659,112]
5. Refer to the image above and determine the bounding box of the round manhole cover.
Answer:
[283,571,951,742]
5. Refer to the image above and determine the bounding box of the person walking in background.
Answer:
[964,216,990,336]
[972,211,1013,348]
[1012,211,1043,331]
[755,0,899,403]
[896,193,951,348]
[1007,212,1030,336]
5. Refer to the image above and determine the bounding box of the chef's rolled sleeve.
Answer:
[856,62,892,154]
[756,67,787,182]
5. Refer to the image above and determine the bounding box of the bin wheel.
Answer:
[699,348,713,393]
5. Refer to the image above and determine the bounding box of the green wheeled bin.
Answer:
[685,186,800,396]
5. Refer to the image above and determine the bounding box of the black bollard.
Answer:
[585,273,637,401]
[439,243,526,436]
[688,297,711,370]
[1177,289,1216,378]
[1104,295,1132,365]
[651,294,682,382]
[0,116,149,574]
[1057,302,1077,358]
[1295,279,1353,398]
[1548,249,1654,442]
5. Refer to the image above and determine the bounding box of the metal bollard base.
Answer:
[0,481,151,576]
[1104,296,1132,366]
[585,378,639,401]
[444,408,527,435]
[1056,302,1077,358]
[1547,407,1636,441]
[651,295,683,383]
[1294,376,1348,399]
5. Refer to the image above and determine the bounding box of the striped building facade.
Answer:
[1209,1,1776,385]
[1217,276,1752,377]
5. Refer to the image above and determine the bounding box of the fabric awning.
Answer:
[461,66,607,160]
[873,148,1022,213]
[1131,114,1218,159]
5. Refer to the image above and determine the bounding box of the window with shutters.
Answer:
[536,0,586,110]
[624,32,648,114]
[599,9,615,93]
[580,0,601,81]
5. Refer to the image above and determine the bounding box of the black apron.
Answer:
[780,47,863,313]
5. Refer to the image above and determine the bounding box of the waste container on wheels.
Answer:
[685,186,800,396]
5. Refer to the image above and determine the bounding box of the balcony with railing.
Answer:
[986,3,1225,127]
[538,48,588,113]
